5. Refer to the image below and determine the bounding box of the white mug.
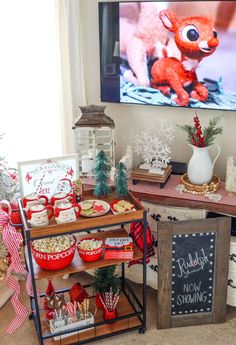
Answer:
[27,204,54,227]
[23,193,48,211]
[51,192,76,207]
[54,202,81,224]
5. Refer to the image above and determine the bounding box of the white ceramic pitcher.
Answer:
[187,144,221,185]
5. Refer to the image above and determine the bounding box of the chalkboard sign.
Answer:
[172,232,215,315]
[157,217,231,329]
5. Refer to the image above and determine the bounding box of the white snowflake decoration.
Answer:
[133,119,175,174]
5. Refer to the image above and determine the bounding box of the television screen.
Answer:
[99,1,236,111]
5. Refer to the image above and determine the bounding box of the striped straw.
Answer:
[98,293,107,310]
[112,292,120,310]
[35,172,45,195]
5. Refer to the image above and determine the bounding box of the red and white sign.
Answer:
[18,154,78,199]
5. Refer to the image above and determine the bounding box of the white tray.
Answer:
[49,313,94,340]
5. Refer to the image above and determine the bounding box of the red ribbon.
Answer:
[0,200,32,334]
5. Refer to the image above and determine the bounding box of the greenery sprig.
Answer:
[178,114,222,147]
[92,265,120,294]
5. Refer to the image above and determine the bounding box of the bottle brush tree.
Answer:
[92,265,120,294]
[115,162,129,198]
[94,150,111,197]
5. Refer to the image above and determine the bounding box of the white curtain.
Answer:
[56,0,87,154]
[0,1,63,167]
[0,0,87,167]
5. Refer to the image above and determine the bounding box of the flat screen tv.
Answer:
[99,1,236,111]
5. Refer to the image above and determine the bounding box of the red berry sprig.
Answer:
[193,114,206,147]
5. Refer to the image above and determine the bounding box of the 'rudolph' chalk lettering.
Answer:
[176,249,209,278]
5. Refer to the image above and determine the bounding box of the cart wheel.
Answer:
[138,327,146,334]
[29,312,34,320]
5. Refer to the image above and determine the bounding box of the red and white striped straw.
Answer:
[98,293,107,310]
[112,292,120,310]
[35,172,45,195]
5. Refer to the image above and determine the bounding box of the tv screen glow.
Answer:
[99,1,236,111]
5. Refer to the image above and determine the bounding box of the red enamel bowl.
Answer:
[77,238,103,262]
[31,236,76,270]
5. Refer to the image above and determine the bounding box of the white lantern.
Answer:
[73,105,115,176]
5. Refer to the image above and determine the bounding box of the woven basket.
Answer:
[181,174,220,194]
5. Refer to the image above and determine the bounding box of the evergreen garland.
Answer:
[92,265,120,294]
[94,150,111,197]
[115,162,129,198]
[178,115,222,147]
[203,116,223,147]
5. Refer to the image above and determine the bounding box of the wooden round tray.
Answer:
[181,174,221,194]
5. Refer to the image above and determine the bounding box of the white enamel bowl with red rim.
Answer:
[31,236,76,270]
[77,238,103,262]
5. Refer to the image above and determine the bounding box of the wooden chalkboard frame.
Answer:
[157,217,231,329]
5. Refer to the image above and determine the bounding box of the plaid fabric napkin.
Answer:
[128,221,155,267]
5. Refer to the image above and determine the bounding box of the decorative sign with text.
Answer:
[171,232,215,316]
[18,154,79,199]
[157,217,231,329]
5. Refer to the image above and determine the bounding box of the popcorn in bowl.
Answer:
[77,238,103,262]
[77,239,103,251]
[32,235,76,271]
[32,235,75,253]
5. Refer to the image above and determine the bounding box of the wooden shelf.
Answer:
[27,229,143,280]
[19,191,145,239]
[43,292,142,345]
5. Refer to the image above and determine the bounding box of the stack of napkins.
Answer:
[104,237,133,260]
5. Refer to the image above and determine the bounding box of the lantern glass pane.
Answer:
[74,126,115,175]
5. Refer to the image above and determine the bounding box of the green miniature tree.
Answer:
[92,265,120,294]
[115,162,129,198]
[94,150,111,197]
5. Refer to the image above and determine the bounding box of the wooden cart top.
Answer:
[19,190,145,239]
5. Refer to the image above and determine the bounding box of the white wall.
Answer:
[80,0,236,179]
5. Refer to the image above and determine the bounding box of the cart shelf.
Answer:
[42,292,142,345]
[19,190,145,239]
[26,228,143,280]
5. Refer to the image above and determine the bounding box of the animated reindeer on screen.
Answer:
[151,9,219,106]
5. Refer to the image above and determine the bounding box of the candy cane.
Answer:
[66,302,77,321]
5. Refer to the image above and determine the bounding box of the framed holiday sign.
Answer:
[17,154,79,198]
[157,217,231,329]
